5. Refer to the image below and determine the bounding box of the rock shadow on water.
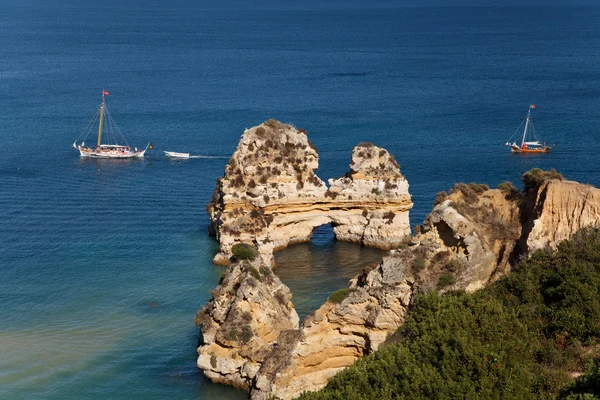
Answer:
[274,224,385,320]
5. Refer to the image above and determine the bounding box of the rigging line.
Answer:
[506,118,526,143]
[74,108,101,144]
[104,106,129,146]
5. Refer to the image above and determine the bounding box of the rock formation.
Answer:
[525,179,600,253]
[251,184,521,399]
[252,271,414,399]
[200,124,600,400]
[195,257,299,390]
[206,120,412,265]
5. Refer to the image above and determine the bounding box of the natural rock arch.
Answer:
[206,120,413,265]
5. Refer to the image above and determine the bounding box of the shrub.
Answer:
[324,191,338,199]
[240,325,253,344]
[522,168,564,192]
[384,180,398,190]
[468,182,490,193]
[450,182,479,204]
[249,209,261,219]
[437,273,456,289]
[383,211,395,224]
[497,180,522,200]
[249,266,261,281]
[328,288,355,304]
[434,190,448,206]
[412,255,426,273]
[560,358,600,399]
[231,243,258,261]
[255,126,267,138]
[302,228,600,400]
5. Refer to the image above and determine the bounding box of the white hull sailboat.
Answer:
[505,104,553,153]
[73,90,152,158]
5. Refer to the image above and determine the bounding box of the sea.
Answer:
[2,1,600,399]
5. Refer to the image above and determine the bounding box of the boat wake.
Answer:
[188,155,229,159]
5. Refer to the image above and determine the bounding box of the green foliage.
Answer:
[328,288,355,304]
[468,182,490,193]
[560,359,600,399]
[437,273,456,289]
[301,228,600,400]
[249,266,261,281]
[412,255,426,273]
[231,243,258,261]
[497,180,521,200]
[240,325,253,344]
[522,168,564,192]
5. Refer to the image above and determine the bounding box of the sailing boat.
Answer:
[73,90,151,158]
[505,104,552,153]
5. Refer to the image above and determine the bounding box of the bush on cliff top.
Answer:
[522,167,564,192]
[328,288,356,304]
[301,227,600,400]
[231,243,258,261]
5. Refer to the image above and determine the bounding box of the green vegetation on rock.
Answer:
[231,243,258,261]
[301,228,600,400]
[328,288,356,304]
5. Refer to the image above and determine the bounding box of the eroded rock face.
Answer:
[413,188,522,292]
[250,186,523,398]
[207,121,412,265]
[195,259,299,390]
[201,157,600,399]
[251,277,414,400]
[526,179,600,253]
[327,143,412,250]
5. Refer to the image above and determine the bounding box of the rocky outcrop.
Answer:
[200,151,600,399]
[206,121,412,265]
[195,258,299,390]
[250,185,521,399]
[327,143,412,250]
[252,271,414,399]
[525,179,600,253]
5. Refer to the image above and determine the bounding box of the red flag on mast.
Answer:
[103,90,110,96]
[530,104,536,109]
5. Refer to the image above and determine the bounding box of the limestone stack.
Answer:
[195,257,299,390]
[326,143,412,249]
[207,120,412,265]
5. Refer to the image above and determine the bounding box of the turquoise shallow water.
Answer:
[2,2,600,399]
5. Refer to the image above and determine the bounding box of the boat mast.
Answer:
[521,107,531,146]
[97,91,105,147]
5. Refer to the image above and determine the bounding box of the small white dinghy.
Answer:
[164,151,190,159]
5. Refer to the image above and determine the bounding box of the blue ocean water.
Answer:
[2,2,600,399]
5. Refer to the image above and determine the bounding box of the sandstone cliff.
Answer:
[250,184,521,399]
[201,136,600,400]
[207,121,412,265]
[525,179,600,252]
